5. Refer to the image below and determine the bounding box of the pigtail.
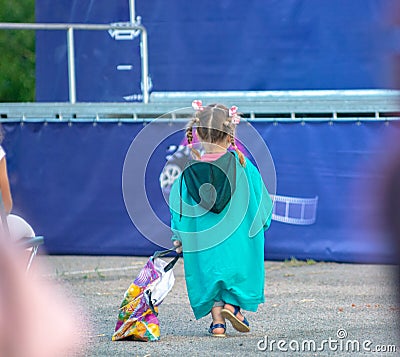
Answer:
[227,105,246,167]
[231,136,246,167]
[185,118,195,145]
[186,117,201,160]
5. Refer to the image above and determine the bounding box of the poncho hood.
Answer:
[181,151,237,214]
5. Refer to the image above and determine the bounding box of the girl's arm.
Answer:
[0,157,12,214]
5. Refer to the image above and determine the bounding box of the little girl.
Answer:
[169,101,273,337]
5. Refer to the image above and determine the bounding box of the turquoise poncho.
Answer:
[169,152,273,319]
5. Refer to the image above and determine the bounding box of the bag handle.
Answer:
[163,254,180,273]
[145,290,158,316]
[152,247,181,273]
[152,247,175,259]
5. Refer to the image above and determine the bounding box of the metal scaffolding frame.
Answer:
[0,22,149,104]
[0,89,398,123]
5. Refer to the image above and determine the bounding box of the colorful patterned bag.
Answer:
[112,250,179,342]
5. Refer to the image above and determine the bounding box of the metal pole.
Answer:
[67,27,76,104]
[129,0,136,23]
[140,28,149,104]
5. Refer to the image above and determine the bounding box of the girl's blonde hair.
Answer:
[186,103,246,166]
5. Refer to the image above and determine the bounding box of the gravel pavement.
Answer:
[36,255,399,356]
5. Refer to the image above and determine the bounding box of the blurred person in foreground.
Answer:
[0,236,86,356]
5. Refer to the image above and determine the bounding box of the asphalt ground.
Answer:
[37,255,399,357]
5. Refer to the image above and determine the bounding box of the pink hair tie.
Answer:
[192,100,204,111]
[229,105,240,124]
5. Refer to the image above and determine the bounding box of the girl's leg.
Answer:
[222,304,245,321]
[210,301,225,335]
[221,303,250,332]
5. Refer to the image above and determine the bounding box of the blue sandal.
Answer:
[208,322,226,337]
[221,305,250,333]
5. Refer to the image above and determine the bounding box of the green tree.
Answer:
[0,0,35,102]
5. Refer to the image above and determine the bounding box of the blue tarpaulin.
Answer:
[3,121,398,263]
[35,0,395,101]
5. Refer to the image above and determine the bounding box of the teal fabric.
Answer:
[170,153,273,319]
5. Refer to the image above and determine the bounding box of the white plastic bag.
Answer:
[144,257,175,307]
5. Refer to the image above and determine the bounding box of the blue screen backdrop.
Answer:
[3,121,398,263]
[36,0,395,101]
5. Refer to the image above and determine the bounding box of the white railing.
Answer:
[0,22,149,104]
